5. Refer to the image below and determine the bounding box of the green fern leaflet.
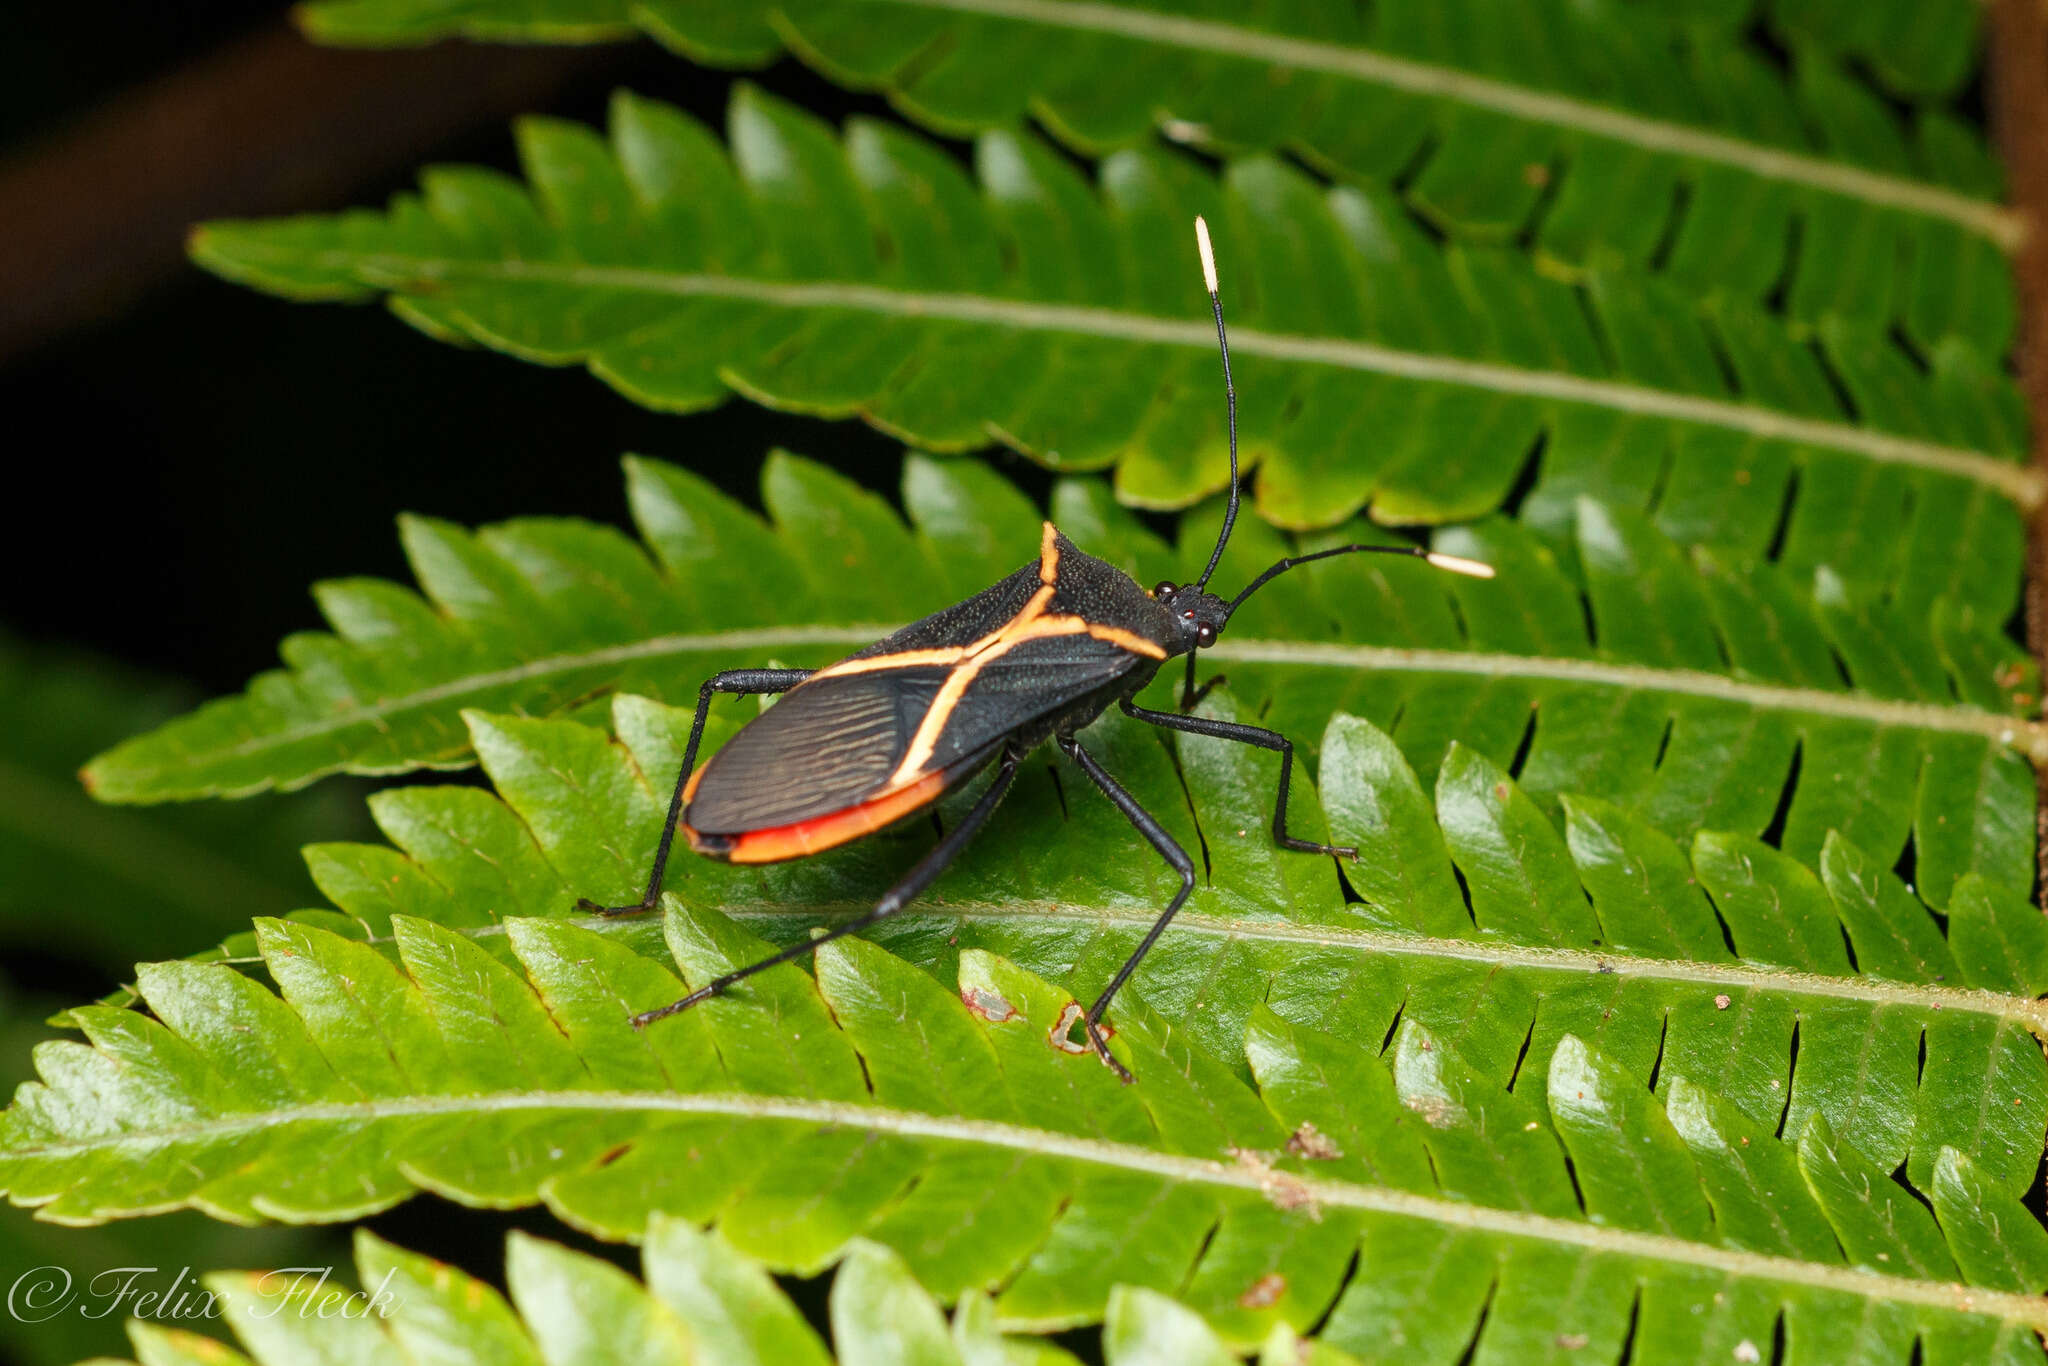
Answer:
[295,0,2014,351]
[189,87,2035,598]
[84,454,2043,914]
[106,1223,1367,1366]
[9,890,2047,1359]
[21,680,2048,1347]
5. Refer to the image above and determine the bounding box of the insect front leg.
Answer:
[631,745,1023,1027]
[1176,654,1230,712]
[1120,698,1358,860]
[1059,733,1195,1085]
[575,668,813,918]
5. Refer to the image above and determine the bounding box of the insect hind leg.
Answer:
[575,668,813,918]
[630,745,1021,1026]
[1059,734,1195,1084]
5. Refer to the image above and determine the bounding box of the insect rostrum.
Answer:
[581,219,1494,1081]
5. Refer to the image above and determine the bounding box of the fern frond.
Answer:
[8,899,2046,1358]
[55,686,2048,1227]
[111,1227,1103,1365]
[282,693,2048,1187]
[1758,0,1983,99]
[94,1218,2048,1366]
[102,1224,1410,1365]
[83,454,2041,917]
[293,2,2015,339]
[189,87,2036,556]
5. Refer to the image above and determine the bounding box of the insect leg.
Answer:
[576,668,812,917]
[1061,734,1194,1084]
[1120,698,1358,860]
[631,745,1022,1028]
[1178,654,1231,713]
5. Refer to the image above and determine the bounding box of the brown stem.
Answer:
[1988,0,2048,903]
[0,22,617,364]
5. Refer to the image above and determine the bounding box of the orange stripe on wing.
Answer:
[687,769,949,865]
[1083,621,1168,659]
[886,611,1166,787]
[808,646,972,680]
[888,594,1064,783]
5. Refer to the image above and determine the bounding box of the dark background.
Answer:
[0,6,1000,1357]
[0,5,1008,699]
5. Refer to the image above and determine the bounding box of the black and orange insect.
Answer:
[583,219,1493,1079]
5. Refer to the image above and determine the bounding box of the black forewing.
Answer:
[687,635,1150,834]
[686,668,944,833]
[686,563,1042,834]
[688,534,1169,835]
[914,632,1150,773]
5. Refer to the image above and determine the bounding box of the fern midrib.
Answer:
[864,0,2021,247]
[202,897,2048,1036]
[101,625,2048,781]
[288,902,2047,1043]
[14,1085,2044,1327]
[652,902,2048,1036]
[226,247,2042,506]
[1222,642,2048,759]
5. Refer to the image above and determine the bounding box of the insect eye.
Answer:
[1196,624,1216,646]
[1183,610,1195,619]
[1153,580,1176,598]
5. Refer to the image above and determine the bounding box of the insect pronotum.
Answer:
[580,218,1494,1081]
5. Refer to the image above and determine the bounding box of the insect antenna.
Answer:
[1227,541,1494,616]
[1185,216,1497,621]
[1191,215,1238,594]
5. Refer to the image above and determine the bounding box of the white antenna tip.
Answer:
[1425,552,1495,580]
[1195,216,1219,295]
